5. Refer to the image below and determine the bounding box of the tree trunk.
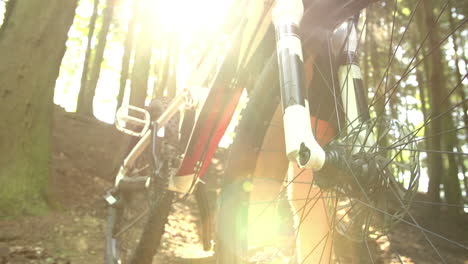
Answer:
[77,0,116,116]
[368,8,389,147]
[77,0,100,113]
[0,0,78,216]
[447,2,468,139]
[167,43,179,98]
[423,1,462,217]
[369,13,384,116]
[151,44,163,98]
[116,0,139,108]
[456,143,468,199]
[440,1,464,216]
[129,0,153,107]
[442,116,462,217]
[154,41,172,98]
[421,1,444,204]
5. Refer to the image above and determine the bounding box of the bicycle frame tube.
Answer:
[114,91,189,187]
[272,0,325,170]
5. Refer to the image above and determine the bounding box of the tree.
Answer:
[116,0,139,108]
[423,0,462,216]
[167,42,179,97]
[77,0,100,114]
[154,40,173,98]
[422,0,444,204]
[129,0,154,107]
[77,0,116,116]
[0,0,78,216]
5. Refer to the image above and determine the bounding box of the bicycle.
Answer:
[104,0,468,263]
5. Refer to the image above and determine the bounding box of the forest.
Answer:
[0,0,467,263]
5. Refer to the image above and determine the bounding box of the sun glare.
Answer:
[54,0,236,125]
[0,2,5,26]
[156,0,233,35]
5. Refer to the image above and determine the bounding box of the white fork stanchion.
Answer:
[272,0,325,170]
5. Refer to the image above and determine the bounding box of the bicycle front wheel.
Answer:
[216,0,468,262]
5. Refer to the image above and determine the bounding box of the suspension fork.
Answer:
[272,0,325,170]
[332,17,375,153]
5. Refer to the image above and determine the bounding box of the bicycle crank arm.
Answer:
[273,0,325,170]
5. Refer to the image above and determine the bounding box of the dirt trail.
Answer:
[0,107,211,264]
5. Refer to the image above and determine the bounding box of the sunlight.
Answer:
[156,0,233,35]
[0,2,5,27]
[54,0,235,126]
[247,204,283,251]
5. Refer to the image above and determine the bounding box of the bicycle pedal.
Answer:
[115,105,151,137]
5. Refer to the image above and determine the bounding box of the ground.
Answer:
[0,107,467,263]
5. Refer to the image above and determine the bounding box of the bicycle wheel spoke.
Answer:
[341,79,467,161]
[317,232,331,264]
[387,235,406,264]
[387,186,448,264]
[390,16,468,94]
[294,190,326,232]
[249,169,307,226]
[352,15,467,149]
[334,77,467,164]
[353,197,468,250]
[253,171,359,262]
[384,0,399,97]
[299,180,322,225]
[115,208,149,238]
[313,13,369,132]
[218,1,468,263]
[369,0,442,110]
[364,238,376,264]
[326,35,342,133]
[300,232,330,264]
[368,0,423,109]
[340,124,468,153]
[295,198,352,263]
[400,200,468,208]
[370,16,467,113]
[339,143,468,156]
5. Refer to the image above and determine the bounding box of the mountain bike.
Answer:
[104,0,468,263]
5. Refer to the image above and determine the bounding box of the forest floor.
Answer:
[0,106,467,264]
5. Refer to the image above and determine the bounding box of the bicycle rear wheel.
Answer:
[217,0,468,263]
[105,148,175,264]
